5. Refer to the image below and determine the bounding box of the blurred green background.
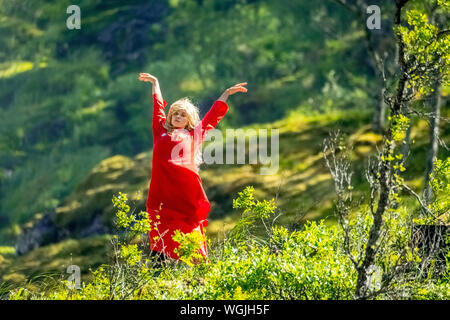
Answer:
[0,0,448,288]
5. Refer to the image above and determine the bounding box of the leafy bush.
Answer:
[172,229,207,267]
[6,186,449,300]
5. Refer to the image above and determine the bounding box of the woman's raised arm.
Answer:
[217,82,248,102]
[139,72,162,97]
[139,73,167,138]
[194,82,248,143]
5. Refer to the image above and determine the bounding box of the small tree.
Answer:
[324,0,449,299]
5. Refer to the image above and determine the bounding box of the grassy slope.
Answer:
[1,105,448,294]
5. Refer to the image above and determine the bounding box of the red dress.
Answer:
[146,93,229,260]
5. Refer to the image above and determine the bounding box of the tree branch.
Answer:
[400,183,437,218]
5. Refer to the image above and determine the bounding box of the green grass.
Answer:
[1,103,448,296]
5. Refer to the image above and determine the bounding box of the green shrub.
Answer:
[7,186,449,300]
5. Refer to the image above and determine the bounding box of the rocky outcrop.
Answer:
[15,153,153,256]
[16,214,57,255]
[15,211,59,256]
[15,210,109,256]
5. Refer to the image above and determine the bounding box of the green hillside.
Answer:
[1,103,448,294]
[0,0,380,244]
[0,0,449,300]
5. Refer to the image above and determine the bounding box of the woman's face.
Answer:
[171,109,188,129]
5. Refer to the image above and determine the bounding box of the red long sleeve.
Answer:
[194,100,229,143]
[152,93,167,139]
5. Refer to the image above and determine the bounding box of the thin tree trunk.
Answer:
[423,81,442,206]
[422,0,442,206]
[332,0,390,135]
[356,113,395,299]
[355,0,409,299]
[399,115,412,165]
[372,87,387,133]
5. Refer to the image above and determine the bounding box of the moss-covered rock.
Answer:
[1,234,112,298]
[15,153,153,255]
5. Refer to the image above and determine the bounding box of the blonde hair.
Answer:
[163,97,203,171]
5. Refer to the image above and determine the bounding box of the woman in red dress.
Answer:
[138,73,247,261]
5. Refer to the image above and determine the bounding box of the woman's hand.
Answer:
[226,82,248,95]
[139,73,158,85]
[139,73,162,97]
[218,82,248,102]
